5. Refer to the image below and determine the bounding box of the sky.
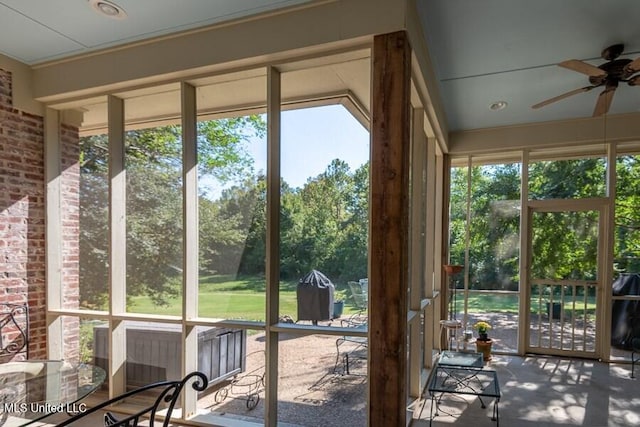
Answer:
[242,104,370,189]
[200,104,370,199]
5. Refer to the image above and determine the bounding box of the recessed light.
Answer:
[88,0,127,19]
[489,101,508,111]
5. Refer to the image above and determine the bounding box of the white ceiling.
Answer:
[418,0,640,132]
[0,0,312,64]
[2,0,640,133]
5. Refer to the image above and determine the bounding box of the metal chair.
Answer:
[632,337,640,378]
[348,281,368,314]
[334,317,367,375]
[334,280,368,374]
[54,371,208,426]
[0,303,29,362]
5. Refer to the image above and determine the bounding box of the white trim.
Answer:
[408,106,424,398]
[108,95,127,395]
[525,199,608,358]
[77,90,370,137]
[181,81,198,418]
[44,108,64,360]
[32,0,402,102]
[450,112,640,154]
[601,143,616,361]
[519,150,529,354]
[265,66,282,427]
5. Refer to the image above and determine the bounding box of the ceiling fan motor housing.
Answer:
[590,58,633,85]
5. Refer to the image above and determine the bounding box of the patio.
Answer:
[447,311,634,361]
[40,334,638,427]
[410,354,639,427]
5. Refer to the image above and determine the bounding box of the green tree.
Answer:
[279,159,368,281]
[201,175,266,277]
[450,158,611,291]
[528,159,604,281]
[614,155,640,274]
[201,159,370,283]
[78,136,109,308]
[79,117,265,308]
[469,164,521,290]
[327,162,369,280]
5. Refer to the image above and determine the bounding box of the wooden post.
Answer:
[370,30,411,426]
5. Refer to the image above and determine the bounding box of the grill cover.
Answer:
[296,270,335,322]
[611,273,640,349]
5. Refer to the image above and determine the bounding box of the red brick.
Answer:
[1,68,80,360]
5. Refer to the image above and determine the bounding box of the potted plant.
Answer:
[443,264,464,275]
[473,320,493,361]
[333,289,348,319]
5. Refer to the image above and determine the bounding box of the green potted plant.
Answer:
[473,320,493,361]
[333,289,348,319]
[473,320,492,341]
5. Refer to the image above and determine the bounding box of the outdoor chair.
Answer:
[0,303,29,362]
[334,316,367,375]
[632,337,640,378]
[348,280,368,316]
[53,371,208,427]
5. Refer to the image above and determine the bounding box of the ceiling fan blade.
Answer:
[628,74,640,86]
[559,59,606,77]
[625,57,640,74]
[593,84,617,117]
[532,86,596,109]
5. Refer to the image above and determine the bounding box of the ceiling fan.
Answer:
[532,44,640,116]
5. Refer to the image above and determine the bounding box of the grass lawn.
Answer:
[458,292,597,316]
[128,275,358,321]
[130,279,596,320]
[463,293,519,313]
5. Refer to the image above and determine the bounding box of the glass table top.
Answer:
[0,360,106,426]
[438,351,484,368]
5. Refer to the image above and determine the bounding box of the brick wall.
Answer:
[0,67,80,360]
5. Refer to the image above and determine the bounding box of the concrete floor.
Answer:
[410,355,639,427]
[14,353,638,426]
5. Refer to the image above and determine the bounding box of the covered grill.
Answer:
[612,273,640,349]
[296,270,335,323]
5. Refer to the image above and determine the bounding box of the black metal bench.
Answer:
[54,371,208,426]
[0,302,29,362]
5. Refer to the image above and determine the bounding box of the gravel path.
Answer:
[201,327,367,427]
